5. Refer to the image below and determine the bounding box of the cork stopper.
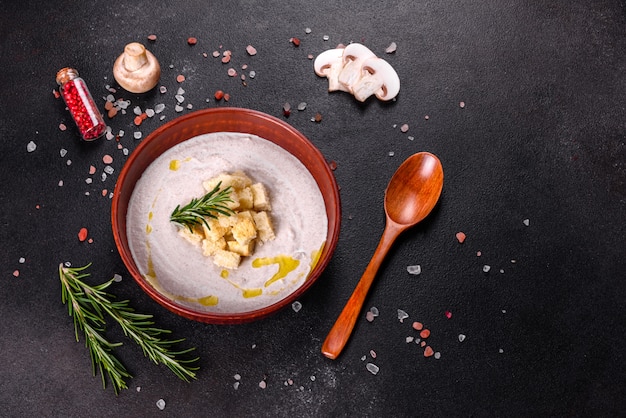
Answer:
[56,67,79,86]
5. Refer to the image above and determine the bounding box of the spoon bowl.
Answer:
[385,152,444,226]
[322,152,443,359]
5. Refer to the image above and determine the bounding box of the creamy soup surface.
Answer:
[127,132,328,313]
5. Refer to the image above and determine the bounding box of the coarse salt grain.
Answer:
[27,141,37,152]
[13,270,19,277]
[366,311,375,322]
[400,124,409,133]
[458,334,466,342]
[292,301,302,312]
[456,232,466,243]
[397,309,409,322]
[366,363,379,375]
[103,155,113,164]
[259,380,267,389]
[156,399,166,410]
[483,265,491,273]
[246,45,257,55]
[407,265,421,275]
[423,346,434,357]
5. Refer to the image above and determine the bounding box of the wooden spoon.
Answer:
[322,152,444,359]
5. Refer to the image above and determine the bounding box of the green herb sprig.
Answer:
[170,181,235,232]
[59,263,199,394]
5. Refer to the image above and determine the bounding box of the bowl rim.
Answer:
[111,107,341,324]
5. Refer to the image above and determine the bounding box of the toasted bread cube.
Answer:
[237,187,254,210]
[202,237,226,256]
[221,189,240,211]
[178,225,203,246]
[227,239,255,256]
[237,210,255,222]
[201,218,228,242]
[250,183,271,210]
[231,217,257,245]
[203,172,252,193]
[253,211,276,242]
[212,249,241,269]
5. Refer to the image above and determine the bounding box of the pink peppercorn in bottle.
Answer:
[56,67,106,141]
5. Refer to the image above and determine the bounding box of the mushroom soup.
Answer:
[127,132,328,313]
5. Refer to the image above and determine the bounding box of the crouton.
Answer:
[231,217,257,245]
[227,239,255,256]
[202,237,226,256]
[212,249,241,269]
[201,217,228,242]
[250,183,271,210]
[253,211,275,242]
[237,187,254,210]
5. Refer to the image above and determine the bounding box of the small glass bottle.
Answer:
[56,67,107,141]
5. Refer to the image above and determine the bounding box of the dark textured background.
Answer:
[1,0,625,416]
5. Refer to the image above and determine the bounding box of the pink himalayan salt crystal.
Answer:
[456,231,466,243]
[246,45,257,55]
[102,154,113,164]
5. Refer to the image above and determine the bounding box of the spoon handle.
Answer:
[322,222,402,359]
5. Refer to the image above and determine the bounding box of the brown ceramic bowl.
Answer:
[111,108,341,324]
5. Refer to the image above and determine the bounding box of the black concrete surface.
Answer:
[1,0,625,416]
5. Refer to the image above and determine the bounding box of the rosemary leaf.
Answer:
[59,263,130,395]
[59,263,200,394]
[170,181,235,232]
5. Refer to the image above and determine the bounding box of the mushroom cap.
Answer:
[113,42,161,94]
[341,43,376,65]
[313,48,345,77]
[358,57,400,101]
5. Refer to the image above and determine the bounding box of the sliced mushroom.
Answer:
[351,57,400,102]
[313,47,349,92]
[113,42,161,94]
[337,43,376,91]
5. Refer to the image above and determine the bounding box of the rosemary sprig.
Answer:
[59,263,199,394]
[170,181,234,232]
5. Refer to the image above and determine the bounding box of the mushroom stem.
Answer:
[122,43,149,72]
